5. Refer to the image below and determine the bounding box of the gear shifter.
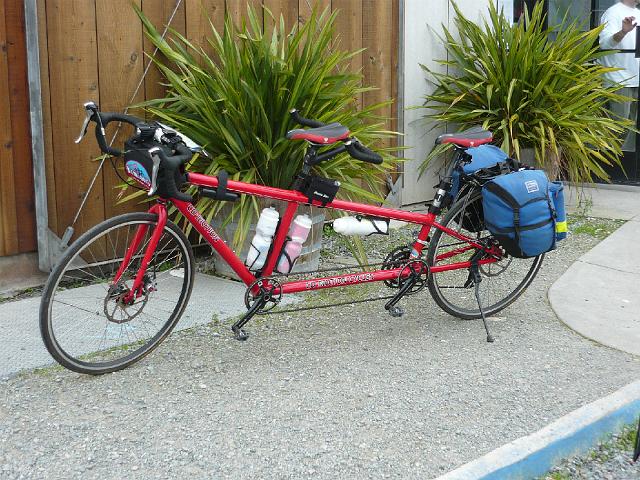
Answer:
[75,101,99,144]
[148,147,162,196]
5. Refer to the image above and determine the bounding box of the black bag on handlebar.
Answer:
[295,174,340,206]
[123,135,186,196]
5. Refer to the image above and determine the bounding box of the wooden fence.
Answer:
[0,0,37,257]
[34,0,398,245]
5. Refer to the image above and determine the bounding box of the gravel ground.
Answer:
[2,219,640,479]
[540,423,640,480]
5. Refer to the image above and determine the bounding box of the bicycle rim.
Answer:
[40,213,194,374]
[427,190,543,319]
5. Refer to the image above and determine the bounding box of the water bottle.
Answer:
[245,207,280,271]
[332,216,389,236]
[276,214,313,274]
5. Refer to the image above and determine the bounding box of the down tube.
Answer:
[280,268,405,294]
[172,199,256,286]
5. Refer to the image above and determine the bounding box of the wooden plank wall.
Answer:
[0,0,37,257]
[37,0,398,242]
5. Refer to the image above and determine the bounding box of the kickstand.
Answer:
[231,296,267,341]
[469,263,494,343]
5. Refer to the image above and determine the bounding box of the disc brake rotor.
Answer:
[103,280,149,324]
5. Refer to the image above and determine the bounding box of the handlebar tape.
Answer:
[289,109,325,128]
[93,112,144,157]
[345,141,383,165]
[152,144,194,202]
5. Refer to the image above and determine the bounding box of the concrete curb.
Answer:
[435,380,640,480]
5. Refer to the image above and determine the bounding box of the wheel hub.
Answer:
[103,279,150,324]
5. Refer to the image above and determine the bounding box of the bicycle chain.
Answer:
[251,247,423,315]
[432,238,505,289]
[248,237,500,312]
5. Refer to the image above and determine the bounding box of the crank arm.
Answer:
[385,274,417,310]
[231,296,267,340]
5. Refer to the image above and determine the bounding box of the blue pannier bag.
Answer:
[450,145,509,200]
[482,169,558,258]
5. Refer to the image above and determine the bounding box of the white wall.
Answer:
[400,0,492,205]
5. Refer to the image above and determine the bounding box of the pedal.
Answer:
[231,293,268,341]
[388,306,405,318]
[232,327,249,341]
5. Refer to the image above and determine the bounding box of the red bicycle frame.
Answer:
[120,171,502,300]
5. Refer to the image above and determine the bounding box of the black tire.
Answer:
[427,189,543,319]
[40,212,195,374]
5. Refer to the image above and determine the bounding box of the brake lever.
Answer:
[148,147,162,197]
[75,101,99,144]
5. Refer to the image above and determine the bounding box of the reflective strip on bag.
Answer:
[555,221,567,233]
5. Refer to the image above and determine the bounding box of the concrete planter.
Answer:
[518,147,537,168]
[210,200,325,280]
[518,147,562,180]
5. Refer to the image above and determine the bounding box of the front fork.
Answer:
[111,202,168,303]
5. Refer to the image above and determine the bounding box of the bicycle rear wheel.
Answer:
[40,212,194,374]
[427,190,543,319]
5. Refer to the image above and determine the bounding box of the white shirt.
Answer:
[600,2,640,87]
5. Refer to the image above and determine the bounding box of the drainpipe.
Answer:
[393,0,405,207]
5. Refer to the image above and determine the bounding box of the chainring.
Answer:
[244,277,283,314]
[397,259,430,295]
[381,245,413,288]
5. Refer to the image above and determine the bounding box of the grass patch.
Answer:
[546,473,571,480]
[539,422,639,479]
[0,285,44,304]
[567,214,625,240]
[18,363,65,379]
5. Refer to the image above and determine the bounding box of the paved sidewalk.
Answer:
[550,185,640,356]
[565,183,640,220]
[0,274,298,377]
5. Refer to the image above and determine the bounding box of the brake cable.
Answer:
[60,0,184,249]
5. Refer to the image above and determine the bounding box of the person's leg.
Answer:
[626,87,638,152]
[609,87,636,151]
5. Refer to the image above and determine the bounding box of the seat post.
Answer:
[428,146,467,215]
[290,144,318,190]
[303,144,320,166]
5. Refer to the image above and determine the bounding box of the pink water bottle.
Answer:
[276,214,313,274]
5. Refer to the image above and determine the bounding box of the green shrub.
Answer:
[420,1,633,182]
[134,5,396,247]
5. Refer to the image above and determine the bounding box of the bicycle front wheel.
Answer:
[427,190,543,319]
[40,212,195,374]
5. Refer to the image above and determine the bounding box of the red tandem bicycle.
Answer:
[39,103,543,374]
